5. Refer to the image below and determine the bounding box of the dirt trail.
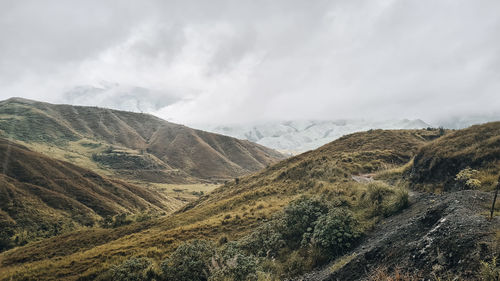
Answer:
[351,174,375,183]
[293,190,499,281]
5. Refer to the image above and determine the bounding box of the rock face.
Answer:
[199,119,430,154]
[294,190,498,281]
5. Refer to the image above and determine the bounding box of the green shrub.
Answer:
[309,208,360,256]
[209,242,258,281]
[455,167,482,190]
[238,220,285,258]
[278,250,310,277]
[389,188,409,214]
[161,239,216,281]
[280,196,329,248]
[365,182,394,217]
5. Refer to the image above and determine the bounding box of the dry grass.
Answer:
[411,122,500,191]
[0,128,440,280]
[0,97,285,185]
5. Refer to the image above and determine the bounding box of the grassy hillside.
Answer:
[410,121,500,191]
[0,138,182,251]
[0,129,445,280]
[0,98,285,184]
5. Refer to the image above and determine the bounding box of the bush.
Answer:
[455,167,481,190]
[209,242,259,281]
[103,257,156,281]
[238,220,285,258]
[365,182,395,217]
[280,196,329,248]
[309,208,360,256]
[161,240,216,281]
[387,188,409,216]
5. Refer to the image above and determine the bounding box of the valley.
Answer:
[0,119,497,280]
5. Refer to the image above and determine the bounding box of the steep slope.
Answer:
[0,129,444,280]
[297,190,498,281]
[410,121,500,191]
[0,98,285,183]
[200,119,431,153]
[0,138,182,250]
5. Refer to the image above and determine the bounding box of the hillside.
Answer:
[0,128,450,280]
[410,121,500,191]
[0,137,182,251]
[0,97,285,184]
[199,119,430,154]
[0,125,498,280]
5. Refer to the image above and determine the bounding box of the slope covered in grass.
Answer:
[0,129,442,280]
[0,98,285,184]
[0,138,182,251]
[410,121,500,191]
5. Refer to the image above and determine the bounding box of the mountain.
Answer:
[0,124,498,281]
[199,119,431,154]
[0,128,443,280]
[0,98,285,184]
[0,137,182,250]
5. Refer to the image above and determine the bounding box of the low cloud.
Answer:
[0,0,499,127]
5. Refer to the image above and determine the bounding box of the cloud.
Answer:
[0,0,499,126]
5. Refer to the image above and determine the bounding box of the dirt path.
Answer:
[351,173,375,183]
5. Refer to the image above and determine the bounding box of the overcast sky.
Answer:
[1,0,499,126]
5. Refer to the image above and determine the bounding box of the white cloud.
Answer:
[0,0,499,126]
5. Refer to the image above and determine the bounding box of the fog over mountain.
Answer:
[1,1,500,127]
[196,119,431,153]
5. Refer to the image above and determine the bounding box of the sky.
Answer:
[1,0,499,127]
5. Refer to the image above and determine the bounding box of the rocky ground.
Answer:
[294,190,499,280]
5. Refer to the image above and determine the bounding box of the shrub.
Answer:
[238,220,285,258]
[280,196,329,248]
[366,182,394,216]
[455,167,481,190]
[278,250,310,277]
[161,240,216,281]
[367,182,393,205]
[209,242,258,281]
[309,208,360,256]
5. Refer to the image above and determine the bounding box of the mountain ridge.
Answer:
[0,98,285,183]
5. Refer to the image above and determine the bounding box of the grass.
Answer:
[0,97,285,185]
[0,128,439,280]
[2,123,500,280]
[147,183,220,202]
[411,122,500,191]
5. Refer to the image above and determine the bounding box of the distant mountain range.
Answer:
[199,119,431,153]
